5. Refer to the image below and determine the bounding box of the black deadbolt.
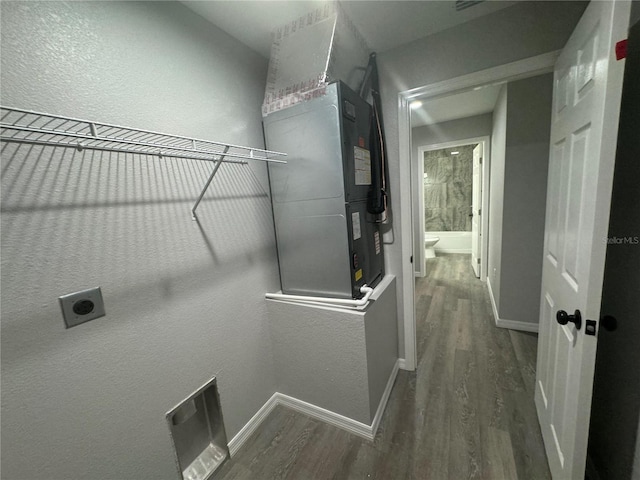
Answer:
[556,309,582,330]
[73,299,95,316]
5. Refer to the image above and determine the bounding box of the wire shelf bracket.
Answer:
[0,106,287,220]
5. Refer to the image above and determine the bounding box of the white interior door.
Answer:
[471,143,482,277]
[535,1,630,479]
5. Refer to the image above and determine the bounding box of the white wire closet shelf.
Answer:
[0,106,287,220]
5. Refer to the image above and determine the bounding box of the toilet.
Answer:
[424,236,440,259]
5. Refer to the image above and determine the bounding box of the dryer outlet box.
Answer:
[58,287,105,328]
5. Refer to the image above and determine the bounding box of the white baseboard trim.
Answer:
[398,358,408,370]
[495,318,539,333]
[228,393,279,456]
[275,393,373,440]
[486,278,539,333]
[370,359,400,436]
[228,359,401,455]
[486,277,500,324]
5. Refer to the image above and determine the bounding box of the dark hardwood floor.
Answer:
[216,254,550,479]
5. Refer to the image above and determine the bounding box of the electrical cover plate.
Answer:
[58,287,105,328]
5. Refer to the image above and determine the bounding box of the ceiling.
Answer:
[182,1,518,58]
[182,1,518,130]
[411,83,502,128]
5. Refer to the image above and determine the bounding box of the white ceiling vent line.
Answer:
[455,1,485,12]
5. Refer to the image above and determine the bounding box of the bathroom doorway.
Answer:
[415,136,490,280]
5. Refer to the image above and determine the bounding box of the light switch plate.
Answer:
[59,287,105,328]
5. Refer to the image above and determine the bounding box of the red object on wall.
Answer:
[616,39,628,60]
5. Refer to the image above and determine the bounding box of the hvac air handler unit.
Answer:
[264,82,385,299]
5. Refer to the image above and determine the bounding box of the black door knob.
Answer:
[600,315,617,332]
[556,309,582,330]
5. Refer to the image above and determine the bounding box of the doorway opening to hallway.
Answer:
[416,139,488,280]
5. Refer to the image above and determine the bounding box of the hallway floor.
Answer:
[216,254,550,479]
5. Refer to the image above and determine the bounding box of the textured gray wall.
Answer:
[487,74,553,325]
[412,113,494,159]
[412,113,493,264]
[267,276,398,424]
[363,277,398,420]
[267,301,370,423]
[423,146,473,232]
[1,2,278,479]
[488,86,508,309]
[377,1,587,357]
[499,73,553,324]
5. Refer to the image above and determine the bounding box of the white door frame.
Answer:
[397,51,560,371]
[471,142,483,278]
[414,136,490,281]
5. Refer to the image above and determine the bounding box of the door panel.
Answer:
[546,140,565,266]
[538,293,555,409]
[563,124,590,291]
[535,1,630,479]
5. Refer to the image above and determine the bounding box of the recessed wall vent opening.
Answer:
[166,377,229,480]
[455,0,485,12]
